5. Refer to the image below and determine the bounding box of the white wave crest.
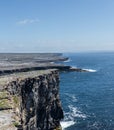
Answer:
[83,68,97,72]
[68,105,87,118]
[61,105,87,129]
[64,93,77,102]
[72,95,77,102]
[72,66,77,69]
[64,59,71,62]
[61,121,75,130]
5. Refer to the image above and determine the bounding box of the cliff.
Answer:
[0,53,88,130]
[0,69,63,130]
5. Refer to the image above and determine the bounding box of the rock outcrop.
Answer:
[5,69,63,130]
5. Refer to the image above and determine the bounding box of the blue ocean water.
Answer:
[60,52,114,130]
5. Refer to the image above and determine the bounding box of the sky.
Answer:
[0,0,114,53]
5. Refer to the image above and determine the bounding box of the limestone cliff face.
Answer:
[6,70,63,130]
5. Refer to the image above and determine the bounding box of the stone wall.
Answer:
[6,70,63,130]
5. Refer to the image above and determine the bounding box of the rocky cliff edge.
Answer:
[0,69,63,130]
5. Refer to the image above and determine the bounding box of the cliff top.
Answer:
[0,69,57,87]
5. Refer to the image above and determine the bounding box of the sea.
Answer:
[60,52,114,130]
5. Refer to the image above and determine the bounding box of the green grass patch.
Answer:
[0,98,11,109]
[0,91,12,109]
[0,91,9,99]
[12,96,20,107]
[13,122,20,127]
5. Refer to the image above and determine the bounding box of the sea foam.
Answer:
[61,121,75,130]
[65,93,77,102]
[82,68,97,72]
[61,105,87,129]
[64,59,71,62]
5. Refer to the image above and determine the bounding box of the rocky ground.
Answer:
[0,110,16,130]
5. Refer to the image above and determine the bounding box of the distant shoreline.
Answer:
[0,53,90,76]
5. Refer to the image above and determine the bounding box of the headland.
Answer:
[0,53,87,130]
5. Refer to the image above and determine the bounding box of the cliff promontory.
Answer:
[0,53,88,130]
[0,69,63,130]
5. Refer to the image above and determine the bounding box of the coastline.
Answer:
[0,53,88,130]
[0,53,89,76]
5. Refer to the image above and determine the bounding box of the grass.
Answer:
[13,122,19,127]
[0,91,12,109]
[0,91,8,99]
[0,90,20,111]
[0,99,8,109]
[12,95,20,108]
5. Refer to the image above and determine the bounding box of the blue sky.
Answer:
[0,0,114,52]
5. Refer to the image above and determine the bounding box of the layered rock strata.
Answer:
[4,69,63,130]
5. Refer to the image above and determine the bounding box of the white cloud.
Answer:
[17,18,39,25]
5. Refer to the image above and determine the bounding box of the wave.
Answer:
[82,68,97,72]
[64,59,71,63]
[61,121,75,130]
[71,95,77,102]
[68,105,87,119]
[61,105,87,129]
[71,66,77,69]
[65,93,77,102]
